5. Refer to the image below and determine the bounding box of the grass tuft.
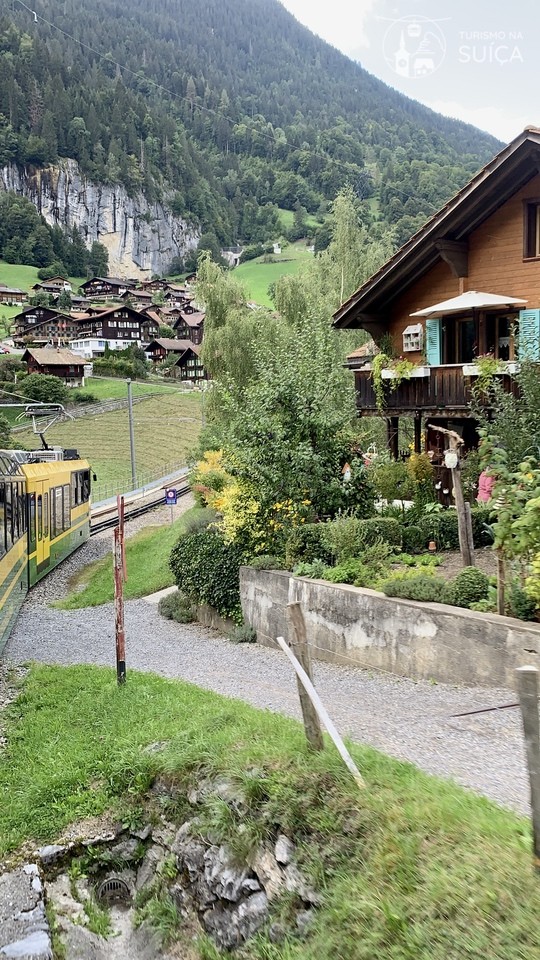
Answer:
[1,663,539,959]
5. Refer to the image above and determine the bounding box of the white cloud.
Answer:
[280,0,380,51]
[420,99,530,143]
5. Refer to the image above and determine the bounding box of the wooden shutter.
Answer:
[425,317,442,365]
[517,309,540,360]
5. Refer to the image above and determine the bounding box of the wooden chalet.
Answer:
[172,343,206,382]
[145,338,193,363]
[172,310,205,345]
[22,347,86,387]
[121,288,154,306]
[31,276,72,294]
[71,305,159,353]
[79,276,135,300]
[13,307,78,345]
[0,285,26,305]
[334,126,540,459]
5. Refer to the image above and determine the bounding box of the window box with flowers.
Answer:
[371,354,423,410]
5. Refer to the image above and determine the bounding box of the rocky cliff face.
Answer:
[0,160,199,278]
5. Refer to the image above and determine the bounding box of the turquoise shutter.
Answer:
[518,309,540,360]
[425,317,441,365]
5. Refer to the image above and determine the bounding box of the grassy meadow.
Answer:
[234,240,313,306]
[15,390,202,492]
[1,662,539,959]
[0,260,85,292]
[58,506,205,607]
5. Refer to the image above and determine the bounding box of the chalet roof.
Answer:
[123,288,153,298]
[147,338,193,351]
[333,127,540,329]
[175,311,205,327]
[80,276,133,289]
[174,343,202,362]
[0,285,25,294]
[22,347,85,366]
[143,310,161,324]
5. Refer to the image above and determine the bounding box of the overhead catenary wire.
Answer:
[13,0,439,213]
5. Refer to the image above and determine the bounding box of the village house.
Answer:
[172,310,205,345]
[79,276,135,300]
[21,347,86,387]
[13,307,79,345]
[171,343,207,382]
[31,276,72,294]
[145,338,193,364]
[120,288,154,307]
[69,305,159,358]
[333,126,540,462]
[0,285,26,305]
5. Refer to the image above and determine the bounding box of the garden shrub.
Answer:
[228,624,257,643]
[292,560,328,579]
[248,554,286,570]
[449,566,490,608]
[321,514,366,562]
[72,391,98,404]
[381,575,449,603]
[401,524,426,554]
[508,583,537,621]
[169,529,245,622]
[323,558,367,585]
[158,590,196,623]
[285,524,332,569]
[470,506,495,547]
[182,508,218,535]
[358,517,402,549]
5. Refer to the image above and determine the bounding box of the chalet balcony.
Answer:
[354,363,520,416]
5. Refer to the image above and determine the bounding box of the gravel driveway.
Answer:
[1,507,530,816]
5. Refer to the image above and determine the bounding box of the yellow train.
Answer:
[0,448,91,650]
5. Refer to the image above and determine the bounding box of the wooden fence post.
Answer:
[114,495,127,685]
[516,666,540,872]
[287,602,324,751]
[276,635,366,790]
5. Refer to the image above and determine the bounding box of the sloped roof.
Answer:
[174,343,202,361]
[333,127,540,329]
[146,338,193,351]
[22,347,85,366]
[174,311,205,327]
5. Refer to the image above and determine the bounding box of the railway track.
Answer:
[90,482,191,535]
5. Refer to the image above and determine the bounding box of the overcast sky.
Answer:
[280,0,535,142]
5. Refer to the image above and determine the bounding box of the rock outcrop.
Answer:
[0,161,199,278]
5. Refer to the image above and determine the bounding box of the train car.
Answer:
[0,448,91,651]
[0,453,28,648]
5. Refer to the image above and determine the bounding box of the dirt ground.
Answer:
[436,545,497,578]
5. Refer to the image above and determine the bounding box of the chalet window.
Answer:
[524,201,540,259]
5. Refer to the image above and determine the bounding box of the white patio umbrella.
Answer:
[410,291,527,318]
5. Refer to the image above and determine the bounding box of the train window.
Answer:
[5,484,12,551]
[0,482,5,559]
[37,495,42,542]
[54,487,63,537]
[71,473,78,506]
[29,493,36,548]
[18,485,26,536]
[43,492,49,538]
[82,470,90,502]
[63,484,70,529]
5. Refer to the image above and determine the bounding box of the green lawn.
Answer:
[15,391,202,493]
[1,662,540,960]
[234,240,313,306]
[58,506,204,608]
[277,207,322,232]
[73,376,180,402]
[0,305,20,338]
[0,260,85,294]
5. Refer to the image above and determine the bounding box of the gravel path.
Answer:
[1,506,530,816]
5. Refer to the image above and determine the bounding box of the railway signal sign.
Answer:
[165,488,177,505]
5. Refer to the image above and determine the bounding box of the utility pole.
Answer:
[126,379,137,490]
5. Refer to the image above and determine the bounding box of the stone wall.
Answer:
[240,568,540,689]
[0,160,199,277]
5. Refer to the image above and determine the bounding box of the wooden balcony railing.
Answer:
[355,364,520,415]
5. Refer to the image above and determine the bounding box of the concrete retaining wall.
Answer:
[239,567,540,689]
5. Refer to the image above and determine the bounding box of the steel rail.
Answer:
[90,483,190,535]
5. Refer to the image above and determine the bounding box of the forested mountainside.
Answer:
[1,0,501,251]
